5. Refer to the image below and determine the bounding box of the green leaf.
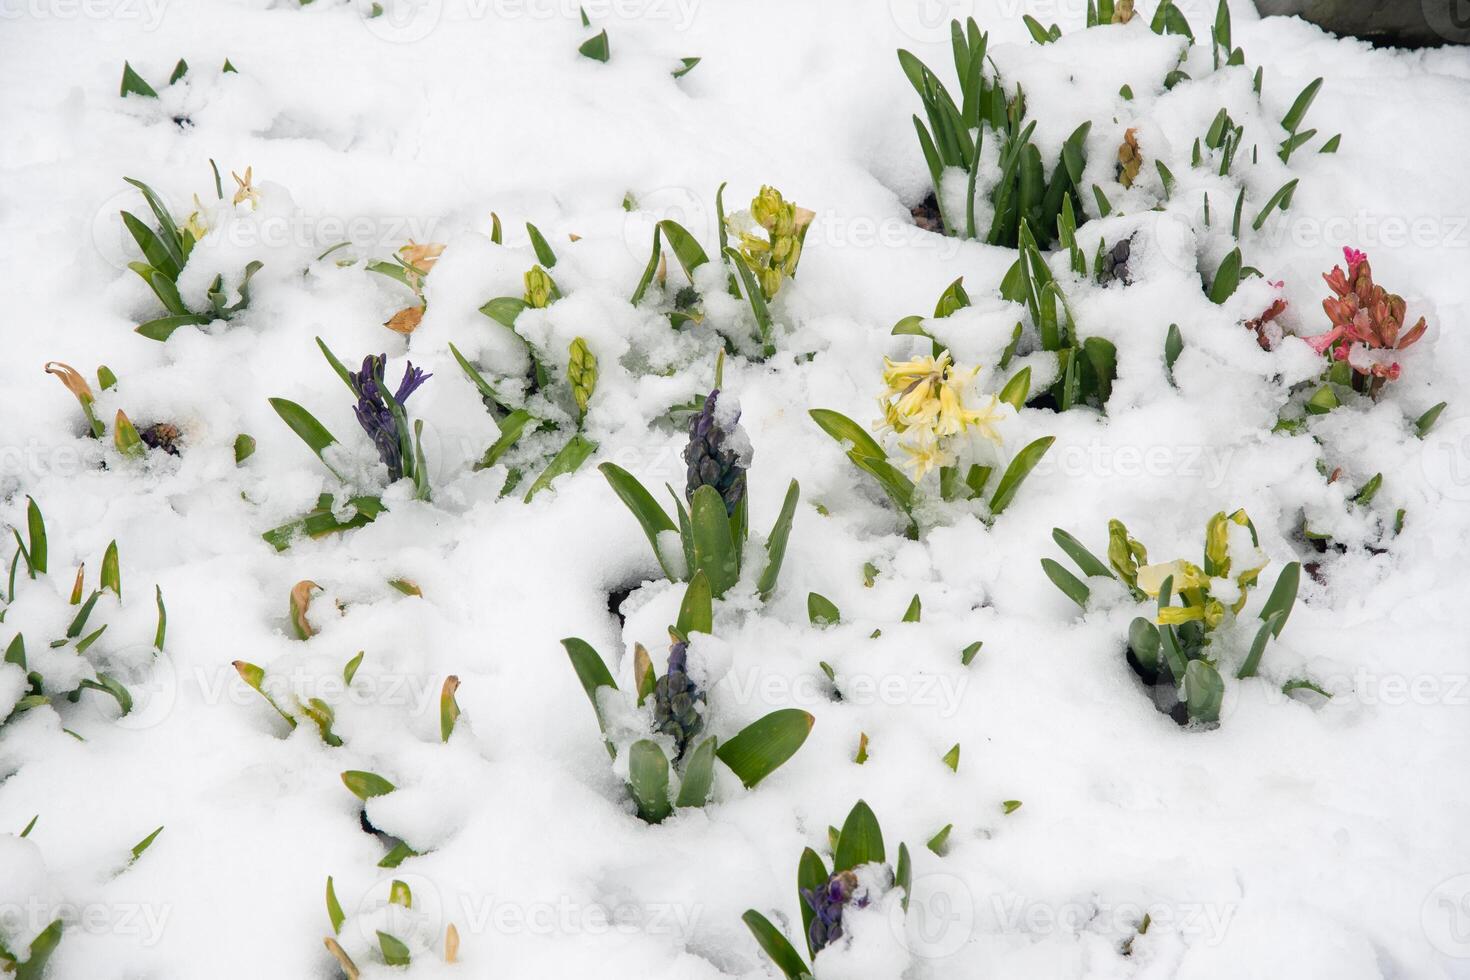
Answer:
[377,841,417,868]
[153,585,167,651]
[1416,402,1447,438]
[1319,133,1341,153]
[676,570,713,636]
[341,770,396,800]
[658,219,710,281]
[522,433,597,502]
[168,58,188,84]
[121,211,178,279]
[672,56,700,78]
[989,437,1053,516]
[1165,323,1183,382]
[1208,248,1242,304]
[344,651,364,684]
[941,743,960,771]
[526,222,558,267]
[961,640,982,666]
[1183,659,1224,724]
[578,29,610,62]
[378,931,411,967]
[233,434,256,463]
[741,910,811,980]
[1129,617,1161,676]
[1258,561,1300,637]
[810,409,885,460]
[440,675,461,743]
[902,594,921,622]
[1041,558,1089,607]
[25,497,46,576]
[716,708,814,788]
[927,823,953,854]
[130,825,164,863]
[675,735,718,808]
[1237,611,1283,679]
[1052,528,1112,579]
[998,367,1031,410]
[1353,473,1383,505]
[723,247,774,353]
[325,877,346,935]
[896,841,912,912]
[628,739,672,822]
[135,313,209,342]
[1281,77,1323,133]
[120,61,158,98]
[560,637,617,736]
[13,919,62,980]
[122,178,185,270]
[848,451,916,523]
[689,485,739,597]
[268,398,341,477]
[808,592,840,626]
[78,673,131,715]
[1252,179,1299,231]
[599,462,677,578]
[833,799,885,872]
[479,296,529,328]
[757,480,800,602]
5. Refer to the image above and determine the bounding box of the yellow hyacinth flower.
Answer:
[1135,559,1210,598]
[898,430,955,480]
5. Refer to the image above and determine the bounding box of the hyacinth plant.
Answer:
[812,345,1052,538]
[265,340,430,550]
[1042,511,1302,726]
[119,57,237,121]
[323,875,459,975]
[630,184,811,358]
[0,913,61,980]
[562,574,814,823]
[461,230,603,500]
[119,167,263,341]
[743,800,912,977]
[600,388,800,601]
[897,18,1091,246]
[1301,247,1429,402]
[367,241,444,335]
[1,498,168,730]
[43,361,189,458]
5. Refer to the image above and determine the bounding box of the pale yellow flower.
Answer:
[231,167,259,208]
[898,430,954,480]
[1135,559,1210,597]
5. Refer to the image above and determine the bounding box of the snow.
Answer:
[2,0,1470,977]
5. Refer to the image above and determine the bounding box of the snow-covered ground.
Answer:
[2,0,1469,977]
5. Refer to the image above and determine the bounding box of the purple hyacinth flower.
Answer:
[348,353,431,482]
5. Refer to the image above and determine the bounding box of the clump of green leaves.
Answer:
[120,57,236,106]
[465,237,602,500]
[323,875,460,976]
[743,800,912,974]
[119,171,262,341]
[898,19,1090,246]
[1042,512,1302,726]
[563,575,814,823]
[2,499,167,730]
[1000,221,1118,411]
